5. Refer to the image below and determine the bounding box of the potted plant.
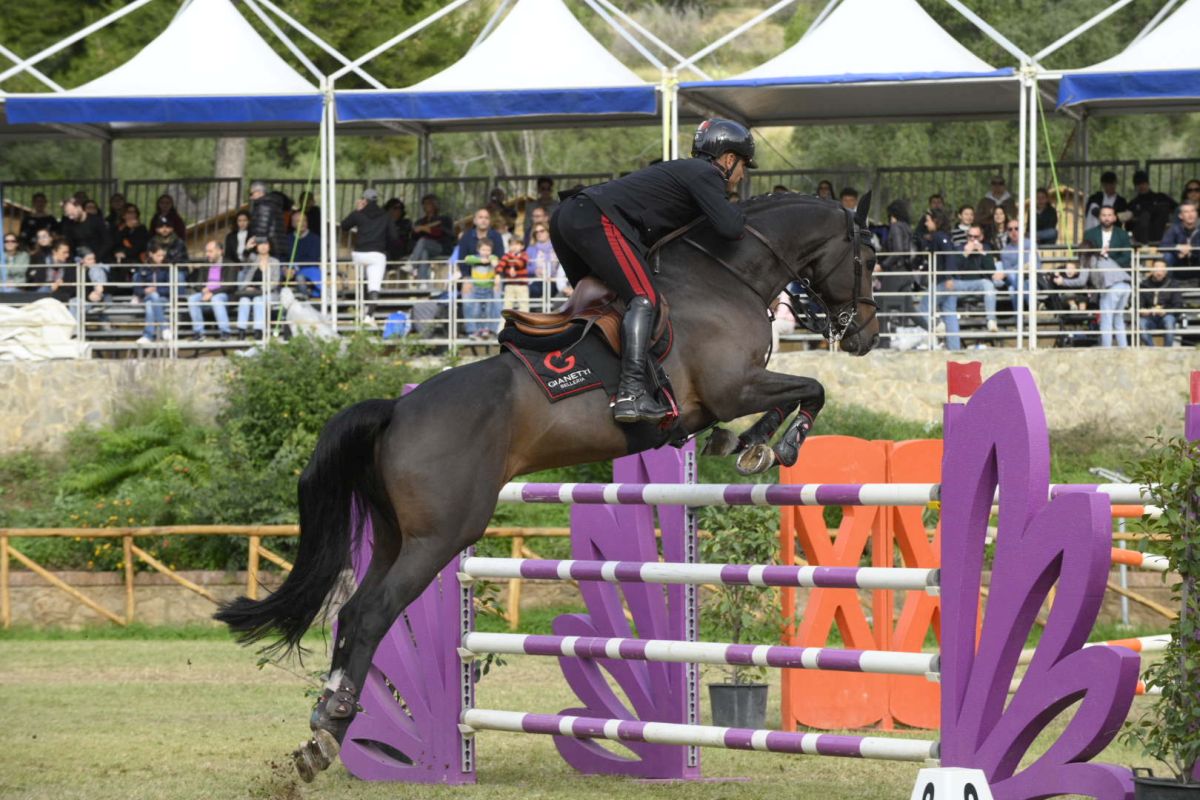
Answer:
[1121,432,1200,798]
[699,505,782,728]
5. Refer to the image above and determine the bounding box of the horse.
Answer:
[215,191,881,780]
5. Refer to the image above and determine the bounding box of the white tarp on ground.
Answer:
[334,0,659,130]
[0,299,87,361]
[679,0,1019,125]
[1057,0,1200,114]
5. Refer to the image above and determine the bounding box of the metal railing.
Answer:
[1,246,1197,356]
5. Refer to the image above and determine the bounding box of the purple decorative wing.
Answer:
[551,443,700,779]
[339,516,472,784]
[939,367,1139,800]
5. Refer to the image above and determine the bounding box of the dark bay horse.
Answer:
[216,192,880,779]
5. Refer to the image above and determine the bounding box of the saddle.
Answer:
[501,276,669,355]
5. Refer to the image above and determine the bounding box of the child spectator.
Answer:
[112,205,149,289]
[525,221,560,306]
[498,238,530,313]
[133,242,174,343]
[463,239,500,339]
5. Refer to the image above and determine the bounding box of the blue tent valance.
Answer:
[1057,70,1200,109]
[5,94,325,125]
[337,86,656,123]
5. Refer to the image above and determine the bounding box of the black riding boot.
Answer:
[612,296,670,425]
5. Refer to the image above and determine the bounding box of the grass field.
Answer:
[0,625,1162,800]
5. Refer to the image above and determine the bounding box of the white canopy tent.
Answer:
[1056,0,1200,115]
[677,0,1023,127]
[335,0,664,133]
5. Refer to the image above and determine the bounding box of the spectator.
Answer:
[291,208,322,299]
[1083,205,1133,348]
[914,208,962,350]
[154,194,187,239]
[463,239,500,339]
[877,200,915,335]
[522,205,550,247]
[950,205,975,247]
[839,187,859,211]
[1138,259,1181,347]
[488,187,518,228]
[999,218,1036,305]
[384,198,413,267]
[248,181,290,258]
[534,176,558,216]
[1034,188,1058,245]
[291,191,319,232]
[105,192,127,235]
[41,238,76,301]
[456,207,505,285]
[19,192,58,247]
[1126,170,1175,244]
[772,185,791,194]
[72,246,110,320]
[61,197,111,260]
[225,210,253,264]
[409,194,455,283]
[1048,260,1089,315]
[977,175,1017,222]
[1160,201,1200,284]
[768,291,796,361]
[816,180,834,201]
[235,239,280,338]
[498,238,530,313]
[1085,170,1130,230]
[149,215,188,264]
[525,220,559,306]
[984,205,1010,252]
[111,205,149,279]
[928,194,946,213]
[958,224,1001,334]
[132,242,174,343]
[1181,179,1200,208]
[341,188,393,321]
[1,232,29,291]
[186,240,236,342]
[28,229,55,273]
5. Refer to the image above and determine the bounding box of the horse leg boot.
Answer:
[613,296,670,425]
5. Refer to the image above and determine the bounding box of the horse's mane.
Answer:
[739,191,843,217]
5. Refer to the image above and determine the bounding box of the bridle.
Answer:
[649,202,877,348]
[747,205,878,348]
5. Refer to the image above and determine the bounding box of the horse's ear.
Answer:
[855,191,872,227]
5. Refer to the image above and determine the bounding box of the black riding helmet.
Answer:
[691,119,758,170]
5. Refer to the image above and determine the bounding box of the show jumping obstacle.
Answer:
[329,367,1196,800]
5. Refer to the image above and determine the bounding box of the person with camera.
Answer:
[957,224,1001,334]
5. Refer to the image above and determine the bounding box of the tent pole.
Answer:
[675,0,797,73]
[241,0,324,83]
[940,0,1030,63]
[0,43,63,92]
[581,0,665,70]
[670,71,680,160]
[331,0,479,81]
[660,72,671,162]
[0,0,155,86]
[1033,0,1137,62]
[100,140,114,186]
[319,80,330,325]
[799,0,843,42]
[252,0,386,89]
[328,82,340,333]
[470,0,514,51]
[1079,113,1089,244]
[590,0,710,80]
[1131,0,1180,45]
[1016,68,1027,349]
[1028,73,1039,350]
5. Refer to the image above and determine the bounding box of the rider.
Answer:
[550,119,755,425]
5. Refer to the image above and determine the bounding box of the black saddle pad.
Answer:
[499,320,686,451]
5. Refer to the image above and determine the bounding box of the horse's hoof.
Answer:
[293,742,319,783]
[735,444,776,475]
[311,728,341,770]
[703,427,742,457]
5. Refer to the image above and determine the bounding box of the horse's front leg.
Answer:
[705,370,825,475]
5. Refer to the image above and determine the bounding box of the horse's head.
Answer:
[745,192,880,356]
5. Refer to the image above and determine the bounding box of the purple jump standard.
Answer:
[460,557,938,592]
[461,709,939,763]
[462,632,939,677]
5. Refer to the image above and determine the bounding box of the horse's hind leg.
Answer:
[703,370,825,474]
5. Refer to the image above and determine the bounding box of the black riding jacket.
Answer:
[581,158,745,256]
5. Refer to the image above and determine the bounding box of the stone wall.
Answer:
[1,349,1194,454]
[0,359,230,453]
[771,348,1198,436]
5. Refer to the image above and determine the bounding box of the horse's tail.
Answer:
[214,398,398,656]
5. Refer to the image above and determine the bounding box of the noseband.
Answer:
[747,206,878,347]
